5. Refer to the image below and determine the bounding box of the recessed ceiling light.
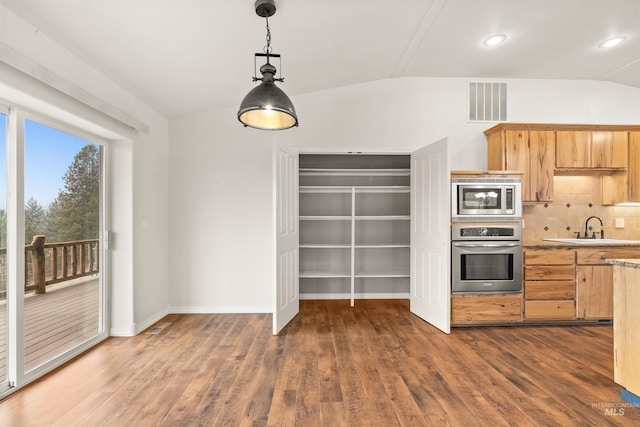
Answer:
[483,34,507,46]
[598,36,626,48]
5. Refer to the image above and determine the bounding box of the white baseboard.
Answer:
[169,305,271,314]
[109,308,171,336]
[109,325,136,337]
[134,307,170,335]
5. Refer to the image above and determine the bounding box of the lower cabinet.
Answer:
[452,246,640,326]
[524,249,576,321]
[524,300,575,320]
[451,294,522,325]
[576,265,613,319]
[576,248,640,319]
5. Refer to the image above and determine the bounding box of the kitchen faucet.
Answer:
[584,216,604,239]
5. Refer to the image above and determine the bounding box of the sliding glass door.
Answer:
[0,110,7,391]
[23,119,103,372]
[0,105,108,395]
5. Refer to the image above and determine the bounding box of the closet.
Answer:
[298,154,410,305]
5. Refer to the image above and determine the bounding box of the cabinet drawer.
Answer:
[452,294,522,324]
[525,249,575,265]
[525,281,575,300]
[525,265,575,281]
[525,300,575,320]
[576,249,640,265]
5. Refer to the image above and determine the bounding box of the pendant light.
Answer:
[238,0,298,130]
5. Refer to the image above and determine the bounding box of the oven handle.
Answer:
[452,242,521,248]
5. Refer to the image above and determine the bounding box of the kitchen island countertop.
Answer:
[605,259,640,269]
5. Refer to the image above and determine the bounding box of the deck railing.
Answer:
[0,235,99,296]
[26,235,99,294]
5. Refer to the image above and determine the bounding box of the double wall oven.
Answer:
[451,177,523,294]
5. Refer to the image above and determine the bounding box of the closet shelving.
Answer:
[299,155,410,305]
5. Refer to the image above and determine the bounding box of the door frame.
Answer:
[278,144,451,332]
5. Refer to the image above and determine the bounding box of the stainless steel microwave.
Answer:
[451,178,521,221]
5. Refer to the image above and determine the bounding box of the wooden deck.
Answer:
[0,277,99,377]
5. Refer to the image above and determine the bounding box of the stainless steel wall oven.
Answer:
[451,225,522,294]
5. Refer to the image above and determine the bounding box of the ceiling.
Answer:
[2,0,639,118]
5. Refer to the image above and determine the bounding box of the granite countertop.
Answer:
[604,259,640,269]
[525,241,640,249]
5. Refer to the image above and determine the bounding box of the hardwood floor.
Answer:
[0,299,638,426]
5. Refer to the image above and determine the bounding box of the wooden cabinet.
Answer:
[555,130,629,205]
[629,131,640,202]
[451,294,522,325]
[576,248,640,319]
[299,154,410,305]
[612,261,640,397]
[555,131,590,168]
[556,131,627,169]
[524,249,576,320]
[576,266,612,319]
[486,124,640,204]
[486,128,554,202]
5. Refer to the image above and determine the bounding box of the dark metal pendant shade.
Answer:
[237,0,298,131]
[237,66,298,130]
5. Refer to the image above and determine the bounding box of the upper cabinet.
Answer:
[485,123,640,204]
[556,131,627,169]
[486,127,554,202]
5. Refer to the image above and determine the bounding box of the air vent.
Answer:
[468,82,507,122]
[146,322,171,335]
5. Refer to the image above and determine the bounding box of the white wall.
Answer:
[169,77,640,312]
[1,4,170,335]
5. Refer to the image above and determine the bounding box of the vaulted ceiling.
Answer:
[2,0,639,118]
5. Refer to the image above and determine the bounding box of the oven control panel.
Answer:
[452,225,522,240]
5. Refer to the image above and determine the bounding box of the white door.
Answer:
[273,145,299,334]
[410,138,451,333]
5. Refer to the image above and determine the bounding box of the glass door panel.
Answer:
[23,119,102,372]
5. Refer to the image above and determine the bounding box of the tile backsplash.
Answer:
[522,175,640,244]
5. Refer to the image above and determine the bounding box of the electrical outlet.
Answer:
[615,218,625,228]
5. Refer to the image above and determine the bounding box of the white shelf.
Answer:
[299,186,353,193]
[355,215,410,221]
[354,244,409,248]
[356,186,410,193]
[354,271,410,278]
[300,271,352,278]
[300,168,410,176]
[300,244,352,249]
[298,154,411,303]
[300,292,409,300]
[300,215,352,221]
[299,185,410,193]
[300,215,410,221]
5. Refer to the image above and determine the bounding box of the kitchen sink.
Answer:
[543,238,640,245]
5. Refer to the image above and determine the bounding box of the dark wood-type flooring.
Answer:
[0,299,638,426]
